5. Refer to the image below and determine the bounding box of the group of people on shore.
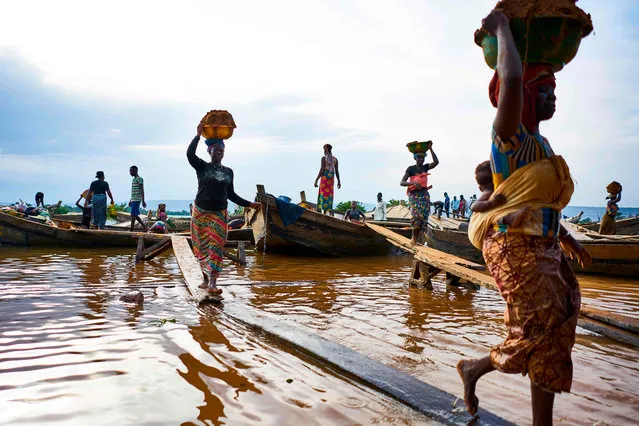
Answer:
[74,167,148,231]
[431,193,478,220]
[73,167,171,233]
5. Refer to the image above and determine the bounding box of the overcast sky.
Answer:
[1,0,638,208]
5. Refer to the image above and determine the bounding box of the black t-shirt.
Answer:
[89,180,110,195]
[187,137,251,211]
[405,164,429,177]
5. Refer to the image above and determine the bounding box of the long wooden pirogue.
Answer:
[53,211,193,232]
[246,185,399,256]
[579,216,639,235]
[0,211,253,247]
[368,223,639,347]
[424,219,639,278]
[0,211,169,247]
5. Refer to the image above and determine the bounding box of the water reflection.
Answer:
[2,247,638,425]
[0,248,439,425]
[179,317,259,425]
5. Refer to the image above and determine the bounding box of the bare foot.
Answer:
[457,359,480,416]
[410,238,418,246]
[207,287,223,295]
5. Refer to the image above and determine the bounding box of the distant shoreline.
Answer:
[2,199,637,222]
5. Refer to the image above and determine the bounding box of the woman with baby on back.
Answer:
[460,9,592,425]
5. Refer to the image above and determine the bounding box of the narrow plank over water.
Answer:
[219,301,514,425]
[171,235,221,303]
[367,223,639,346]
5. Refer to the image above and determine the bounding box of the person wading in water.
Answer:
[460,10,591,425]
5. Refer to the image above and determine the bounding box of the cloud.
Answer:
[0,0,638,207]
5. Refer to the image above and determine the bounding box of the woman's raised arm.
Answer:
[484,11,523,141]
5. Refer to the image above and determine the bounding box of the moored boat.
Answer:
[0,211,169,247]
[53,211,193,232]
[579,216,639,235]
[246,185,402,256]
[424,221,639,279]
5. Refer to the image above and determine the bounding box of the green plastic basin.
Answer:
[475,17,586,72]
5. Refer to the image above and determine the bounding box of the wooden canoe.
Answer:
[53,211,194,232]
[579,216,639,235]
[246,185,402,256]
[424,223,639,279]
[0,211,170,247]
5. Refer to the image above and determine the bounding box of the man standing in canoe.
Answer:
[129,166,147,232]
[187,120,262,296]
[314,144,341,215]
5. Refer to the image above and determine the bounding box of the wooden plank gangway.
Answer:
[170,232,515,425]
[171,235,215,303]
[367,223,639,347]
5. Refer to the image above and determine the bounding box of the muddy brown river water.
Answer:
[1,247,638,425]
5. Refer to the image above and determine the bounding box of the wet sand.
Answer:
[1,247,638,425]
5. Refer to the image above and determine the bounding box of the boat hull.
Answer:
[0,212,168,248]
[425,225,639,279]
[248,191,399,256]
[579,216,639,235]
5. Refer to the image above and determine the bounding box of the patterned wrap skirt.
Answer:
[191,204,228,279]
[482,230,581,393]
[408,189,430,229]
[91,194,107,229]
[317,170,334,211]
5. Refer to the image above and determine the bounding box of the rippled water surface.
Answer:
[1,246,638,425]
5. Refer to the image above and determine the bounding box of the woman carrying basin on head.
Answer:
[400,143,438,245]
[187,120,261,296]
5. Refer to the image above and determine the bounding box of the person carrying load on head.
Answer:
[187,114,262,296]
[459,6,593,424]
[599,181,622,235]
[400,142,438,245]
